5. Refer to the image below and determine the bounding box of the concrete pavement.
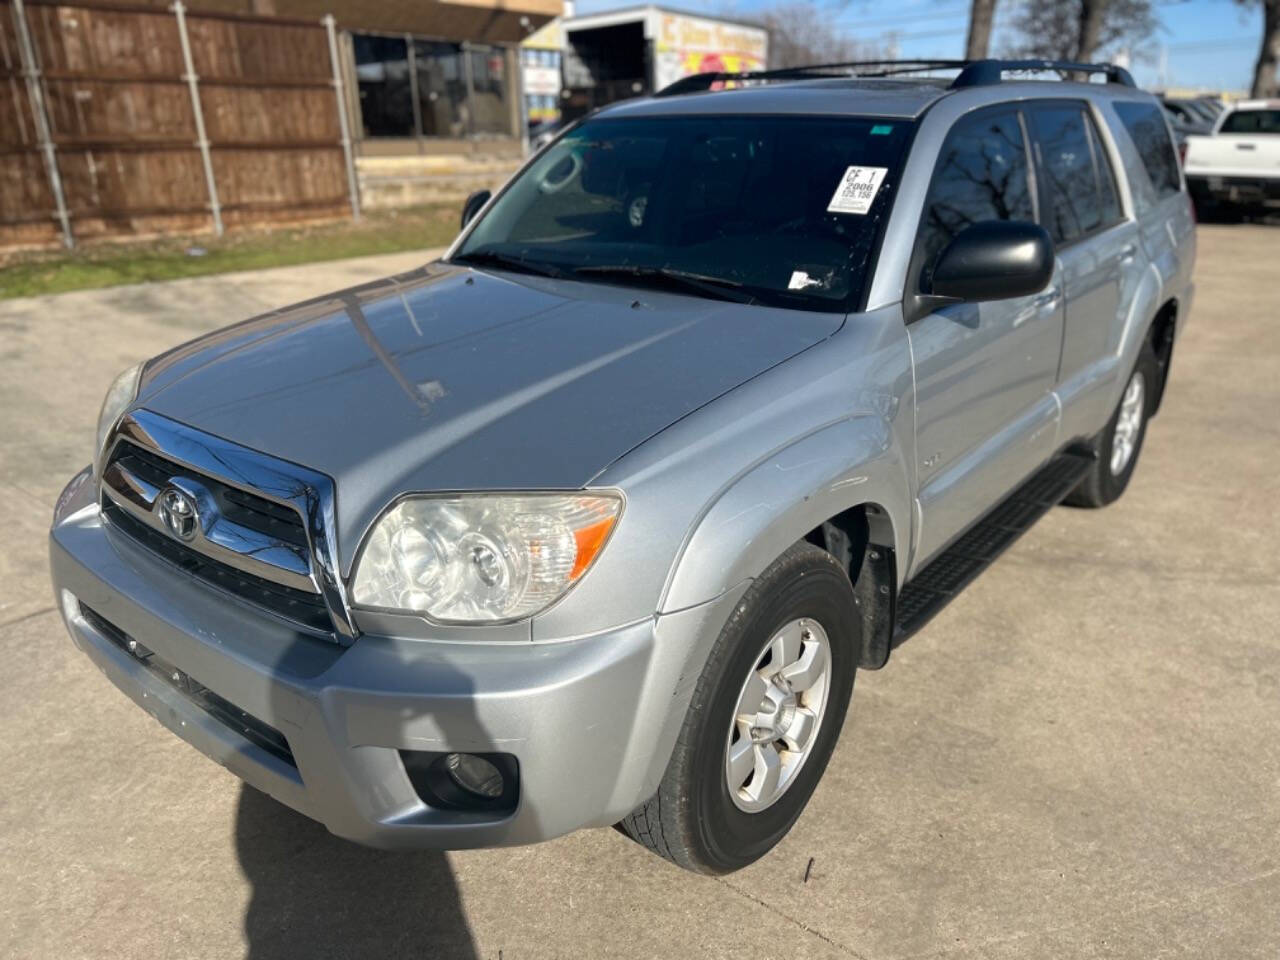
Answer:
[2,229,1278,959]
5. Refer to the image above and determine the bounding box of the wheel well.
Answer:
[804,503,896,670]
[1148,299,1177,417]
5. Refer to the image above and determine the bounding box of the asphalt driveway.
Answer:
[1,228,1277,959]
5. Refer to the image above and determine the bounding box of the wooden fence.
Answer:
[0,0,358,249]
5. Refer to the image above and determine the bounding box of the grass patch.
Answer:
[0,204,460,300]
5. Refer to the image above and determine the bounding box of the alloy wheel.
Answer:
[724,617,832,813]
[1110,371,1146,476]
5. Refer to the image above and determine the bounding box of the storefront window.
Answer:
[353,35,414,138]
[415,40,467,138]
[469,45,511,136]
[353,33,516,141]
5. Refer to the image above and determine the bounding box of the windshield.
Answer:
[453,114,913,312]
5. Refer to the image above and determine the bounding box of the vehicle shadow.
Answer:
[235,784,478,959]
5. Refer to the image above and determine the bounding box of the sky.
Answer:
[570,0,1265,93]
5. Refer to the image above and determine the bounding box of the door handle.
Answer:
[1119,243,1138,263]
[1236,142,1257,151]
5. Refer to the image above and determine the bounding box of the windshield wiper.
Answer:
[574,264,756,304]
[451,249,571,279]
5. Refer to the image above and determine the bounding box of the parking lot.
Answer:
[2,224,1278,959]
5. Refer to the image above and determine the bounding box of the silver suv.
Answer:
[50,59,1195,874]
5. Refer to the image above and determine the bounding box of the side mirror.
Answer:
[909,220,1054,321]
[460,189,491,230]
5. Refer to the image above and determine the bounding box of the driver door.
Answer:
[908,106,1064,570]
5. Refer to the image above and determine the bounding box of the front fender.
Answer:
[660,415,913,614]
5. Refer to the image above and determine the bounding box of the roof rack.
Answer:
[653,57,1136,98]
[951,59,1136,88]
[653,60,967,97]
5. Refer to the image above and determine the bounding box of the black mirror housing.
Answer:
[928,220,1054,303]
[460,190,491,230]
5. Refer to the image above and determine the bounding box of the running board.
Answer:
[893,452,1093,645]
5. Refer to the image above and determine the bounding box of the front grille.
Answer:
[80,603,296,767]
[111,440,309,548]
[99,410,355,645]
[101,497,334,635]
[101,437,334,637]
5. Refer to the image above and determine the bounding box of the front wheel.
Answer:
[1065,342,1159,508]
[618,543,858,873]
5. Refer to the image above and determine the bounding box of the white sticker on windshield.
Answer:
[827,165,888,215]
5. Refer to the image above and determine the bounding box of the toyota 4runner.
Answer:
[50,59,1195,874]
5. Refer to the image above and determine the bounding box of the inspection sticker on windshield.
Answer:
[827,165,888,215]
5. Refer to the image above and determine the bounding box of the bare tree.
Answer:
[1238,0,1280,97]
[1005,0,1158,61]
[965,0,998,60]
[755,1,888,68]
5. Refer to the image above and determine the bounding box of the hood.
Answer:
[138,262,842,566]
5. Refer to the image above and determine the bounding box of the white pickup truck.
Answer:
[1183,99,1280,217]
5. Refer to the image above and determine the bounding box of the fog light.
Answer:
[445,752,504,799]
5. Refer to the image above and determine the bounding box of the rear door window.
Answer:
[917,108,1034,288]
[1114,102,1181,199]
[1030,104,1124,245]
[1220,109,1280,134]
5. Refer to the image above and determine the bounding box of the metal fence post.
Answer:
[171,0,222,236]
[11,0,73,248]
[323,14,360,221]
[406,32,424,149]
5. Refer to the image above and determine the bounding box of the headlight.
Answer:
[95,362,143,462]
[351,493,622,623]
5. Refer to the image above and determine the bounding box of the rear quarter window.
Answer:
[1114,102,1181,199]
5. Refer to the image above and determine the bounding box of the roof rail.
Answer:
[950,59,1136,88]
[653,59,968,97]
[653,57,1136,98]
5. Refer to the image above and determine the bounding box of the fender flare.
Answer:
[1115,261,1167,387]
[659,416,914,616]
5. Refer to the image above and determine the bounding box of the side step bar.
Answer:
[893,452,1094,645]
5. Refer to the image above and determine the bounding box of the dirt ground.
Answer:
[1,226,1277,959]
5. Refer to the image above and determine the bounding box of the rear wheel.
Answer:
[618,543,858,873]
[1065,342,1159,508]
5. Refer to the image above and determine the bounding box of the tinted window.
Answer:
[918,110,1033,287]
[1116,102,1181,199]
[456,115,913,312]
[1220,109,1280,134]
[1031,105,1122,245]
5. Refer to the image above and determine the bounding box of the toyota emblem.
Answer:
[158,487,199,542]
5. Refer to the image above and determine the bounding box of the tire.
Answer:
[1064,341,1159,508]
[618,542,859,873]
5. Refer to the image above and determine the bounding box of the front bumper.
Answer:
[50,470,741,848]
